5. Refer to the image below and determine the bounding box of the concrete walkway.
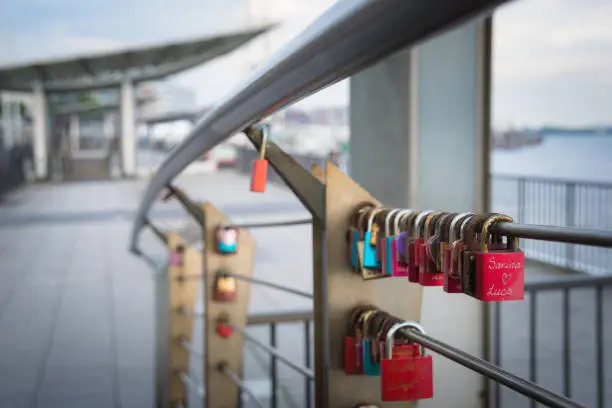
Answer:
[0,171,608,408]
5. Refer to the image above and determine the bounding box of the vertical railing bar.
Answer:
[566,183,575,270]
[595,286,604,408]
[518,177,525,224]
[530,292,537,408]
[270,323,278,408]
[562,288,571,399]
[304,320,312,408]
[494,302,501,408]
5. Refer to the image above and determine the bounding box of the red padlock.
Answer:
[443,213,474,293]
[381,321,434,401]
[250,125,269,193]
[216,322,233,338]
[409,211,432,282]
[418,212,445,286]
[463,214,525,302]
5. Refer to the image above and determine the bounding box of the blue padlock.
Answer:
[216,224,239,254]
[349,205,376,270]
[361,339,381,376]
[363,208,384,269]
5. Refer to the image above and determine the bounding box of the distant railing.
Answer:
[491,175,612,276]
[493,274,612,408]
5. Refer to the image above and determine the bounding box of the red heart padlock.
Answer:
[216,322,233,338]
[463,214,525,302]
[381,321,434,401]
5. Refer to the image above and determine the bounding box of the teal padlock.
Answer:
[349,205,375,270]
[361,339,381,375]
[363,208,384,269]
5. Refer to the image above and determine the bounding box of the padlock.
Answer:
[250,124,270,192]
[349,205,375,271]
[168,244,185,267]
[356,208,386,280]
[375,314,420,365]
[213,271,238,302]
[381,209,401,275]
[409,211,433,282]
[373,209,390,263]
[344,306,372,375]
[363,208,385,269]
[432,213,456,272]
[462,214,525,302]
[381,321,434,401]
[216,322,233,338]
[215,224,239,254]
[360,309,381,375]
[391,210,417,277]
[443,213,473,293]
[419,212,446,286]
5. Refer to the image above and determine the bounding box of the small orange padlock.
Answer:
[250,125,269,192]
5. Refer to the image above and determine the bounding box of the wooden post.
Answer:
[201,202,255,408]
[167,232,200,407]
[253,138,424,406]
[320,162,424,406]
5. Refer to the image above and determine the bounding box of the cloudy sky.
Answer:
[1,0,611,127]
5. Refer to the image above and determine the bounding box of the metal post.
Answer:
[269,323,278,408]
[154,262,170,408]
[565,183,576,269]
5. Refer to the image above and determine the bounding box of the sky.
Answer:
[1,0,611,127]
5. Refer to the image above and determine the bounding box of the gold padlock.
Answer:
[213,272,237,302]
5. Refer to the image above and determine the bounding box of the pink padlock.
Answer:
[168,245,185,267]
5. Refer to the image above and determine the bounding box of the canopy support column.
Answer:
[121,78,137,178]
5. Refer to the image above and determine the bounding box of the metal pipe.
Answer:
[130,0,514,253]
[164,185,205,226]
[529,293,537,408]
[401,329,583,408]
[595,286,604,408]
[225,272,314,299]
[219,364,266,408]
[226,322,314,379]
[175,272,314,299]
[234,218,312,229]
[178,338,204,359]
[146,220,169,245]
[177,307,315,326]
[270,323,278,408]
[491,222,612,248]
[562,289,571,399]
[178,371,204,398]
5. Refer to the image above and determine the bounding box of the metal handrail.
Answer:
[129,0,513,253]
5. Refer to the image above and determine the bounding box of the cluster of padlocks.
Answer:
[213,224,240,302]
[344,305,434,401]
[349,207,525,302]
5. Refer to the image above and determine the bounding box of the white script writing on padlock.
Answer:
[487,284,513,297]
[488,257,522,270]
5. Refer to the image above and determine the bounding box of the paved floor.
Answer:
[0,170,609,408]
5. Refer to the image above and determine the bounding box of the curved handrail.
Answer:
[130,0,512,253]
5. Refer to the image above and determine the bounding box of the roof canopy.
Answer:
[0,26,271,92]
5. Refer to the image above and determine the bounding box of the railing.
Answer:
[126,1,612,407]
[492,175,612,276]
[493,274,612,408]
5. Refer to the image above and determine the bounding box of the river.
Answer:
[492,135,612,182]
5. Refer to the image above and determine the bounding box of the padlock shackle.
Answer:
[413,210,434,239]
[386,321,426,359]
[259,124,269,159]
[385,209,401,236]
[357,206,377,231]
[480,214,516,253]
[449,213,474,243]
[351,204,376,230]
[423,212,444,240]
[436,212,456,241]
[393,209,414,236]
[367,208,385,232]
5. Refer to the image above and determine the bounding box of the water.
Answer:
[492,135,612,183]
